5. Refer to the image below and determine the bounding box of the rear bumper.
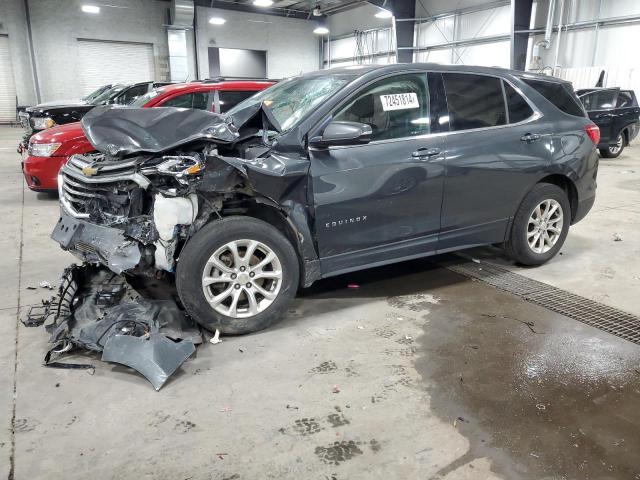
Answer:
[573,194,595,225]
[22,154,66,190]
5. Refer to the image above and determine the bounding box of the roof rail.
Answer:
[196,77,280,83]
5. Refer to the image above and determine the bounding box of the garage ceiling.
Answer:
[202,0,370,18]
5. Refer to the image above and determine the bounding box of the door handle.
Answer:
[520,133,541,143]
[412,147,441,158]
[595,113,613,119]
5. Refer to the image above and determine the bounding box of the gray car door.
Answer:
[438,73,553,251]
[308,71,445,275]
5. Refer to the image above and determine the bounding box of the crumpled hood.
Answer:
[81,106,240,157]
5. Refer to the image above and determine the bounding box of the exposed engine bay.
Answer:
[29,104,319,389]
[53,104,314,277]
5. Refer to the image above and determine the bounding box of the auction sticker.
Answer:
[380,93,419,111]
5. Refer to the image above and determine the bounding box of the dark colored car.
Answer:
[52,64,599,337]
[17,81,173,153]
[21,80,273,192]
[576,87,640,158]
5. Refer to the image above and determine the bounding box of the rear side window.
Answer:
[334,73,430,141]
[504,82,534,123]
[442,73,506,130]
[617,91,637,108]
[522,79,584,117]
[580,90,616,111]
[218,91,258,113]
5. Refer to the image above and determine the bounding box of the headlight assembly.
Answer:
[28,142,62,157]
[31,117,56,130]
[144,155,203,180]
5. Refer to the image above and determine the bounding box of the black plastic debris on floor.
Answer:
[24,264,202,390]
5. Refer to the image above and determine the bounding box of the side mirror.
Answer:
[309,121,372,148]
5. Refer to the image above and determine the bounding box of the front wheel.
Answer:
[176,216,300,334]
[599,133,624,158]
[504,183,570,266]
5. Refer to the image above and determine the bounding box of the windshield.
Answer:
[83,85,109,102]
[91,84,125,105]
[226,75,353,132]
[130,88,164,107]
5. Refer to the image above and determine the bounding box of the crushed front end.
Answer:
[40,105,313,388]
[53,151,201,275]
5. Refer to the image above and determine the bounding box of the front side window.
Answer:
[442,73,506,131]
[162,93,194,108]
[192,92,209,110]
[581,90,617,111]
[333,73,430,141]
[161,92,210,110]
[522,78,585,117]
[504,82,534,123]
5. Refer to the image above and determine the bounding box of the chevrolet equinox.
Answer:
[52,64,599,335]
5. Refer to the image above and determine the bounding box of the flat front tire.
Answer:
[504,183,570,266]
[176,216,299,334]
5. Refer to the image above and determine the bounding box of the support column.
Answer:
[511,0,533,70]
[393,0,416,63]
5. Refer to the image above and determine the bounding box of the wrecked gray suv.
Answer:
[53,64,599,337]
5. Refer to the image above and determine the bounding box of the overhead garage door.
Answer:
[77,39,155,96]
[0,35,17,123]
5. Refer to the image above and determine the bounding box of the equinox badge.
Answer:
[325,216,367,229]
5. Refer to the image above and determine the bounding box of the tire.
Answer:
[504,183,570,266]
[176,216,300,335]
[599,133,624,158]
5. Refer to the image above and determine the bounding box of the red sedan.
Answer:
[22,80,273,191]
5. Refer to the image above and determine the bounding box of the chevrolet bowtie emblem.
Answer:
[82,165,98,177]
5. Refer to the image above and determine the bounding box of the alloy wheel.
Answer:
[202,239,283,318]
[527,199,563,254]
[609,134,623,155]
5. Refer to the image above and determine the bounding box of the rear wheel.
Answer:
[599,133,624,158]
[504,183,570,266]
[176,216,299,334]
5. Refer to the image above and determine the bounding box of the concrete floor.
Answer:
[1,125,639,480]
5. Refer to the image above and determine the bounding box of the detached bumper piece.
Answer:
[34,264,201,390]
[51,213,144,274]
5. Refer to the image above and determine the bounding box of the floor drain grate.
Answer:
[441,256,640,345]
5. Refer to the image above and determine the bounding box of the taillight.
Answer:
[585,124,600,145]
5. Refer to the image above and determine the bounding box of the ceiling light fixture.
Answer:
[81,5,100,14]
[253,0,274,6]
[375,8,393,18]
[209,16,226,25]
[313,26,329,35]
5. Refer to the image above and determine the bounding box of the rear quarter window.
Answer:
[617,91,638,108]
[522,79,585,117]
[504,82,534,123]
